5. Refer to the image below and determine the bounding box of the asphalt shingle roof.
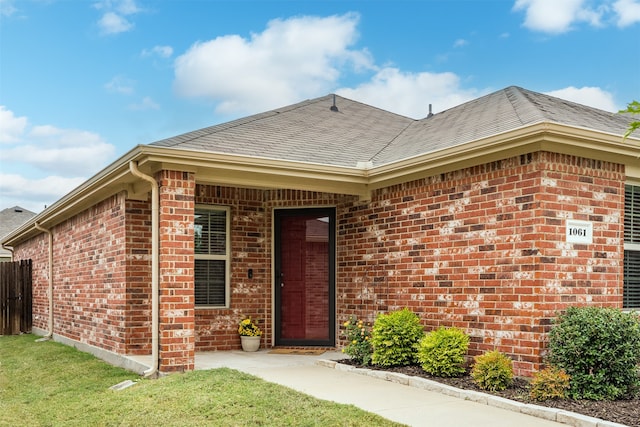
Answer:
[151,95,413,167]
[150,86,635,168]
[0,206,36,257]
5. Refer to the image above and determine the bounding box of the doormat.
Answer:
[269,349,325,355]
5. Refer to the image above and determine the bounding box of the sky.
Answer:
[1,0,639,214]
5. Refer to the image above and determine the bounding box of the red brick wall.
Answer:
[158,170,196,372]
[124,199,152,354]
[14,194,129,352]
[194,186,269,351]
[337,152,624,375]
[13,194,154,356]
[194,186,352,350]
[55,194,129,352]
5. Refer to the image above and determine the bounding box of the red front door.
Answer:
[275,208,335,346]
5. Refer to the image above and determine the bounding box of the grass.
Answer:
[0,335,401,426]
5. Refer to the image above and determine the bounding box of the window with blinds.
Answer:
[624,185,640,309]
[194,206,230,307]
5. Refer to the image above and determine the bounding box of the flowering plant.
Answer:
[238,317,262,336]
[342,316,373,365]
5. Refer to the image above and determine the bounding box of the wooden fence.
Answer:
[0,260,32,335]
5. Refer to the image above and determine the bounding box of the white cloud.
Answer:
[545,86,618,111]
[98,11,133,34]
[114,0,140,15]
[0,106,28,143]
[614,0,640,26]
[513,0,606,34]
[0,117,115,177]
[0,174,86,213]
[128,96,160,111]
[337,68,483,119]
[94,0,140,14]
[453,39,468,48]
[513,0,639,33]
[173,13,374,115]
[5,126,116,176]
[104,75,135,94]
[95,0,141,35]
[0,108,117,212]
[0,0,16,17]
[142,45,174,58]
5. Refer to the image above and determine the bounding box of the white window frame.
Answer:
[194,205,231,309]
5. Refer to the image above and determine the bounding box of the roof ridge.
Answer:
[365,119,416,163]
[332,94,416,120]
[1,206,36,214]
[504,86,547,125]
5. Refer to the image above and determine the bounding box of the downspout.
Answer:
[34,222,53,339]
[129,161,159,378]
[1,244,14,261]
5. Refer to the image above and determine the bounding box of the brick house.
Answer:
[3,86,639,376]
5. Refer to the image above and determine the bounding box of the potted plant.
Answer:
[238,317,262,352]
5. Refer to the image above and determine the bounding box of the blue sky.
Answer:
[1,0,639,213]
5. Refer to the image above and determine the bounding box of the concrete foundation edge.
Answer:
[316,359,629,427]
[31,327,149,376]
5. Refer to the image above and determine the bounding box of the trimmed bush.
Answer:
[341,316,373,365]
[547,306,640,400]
[529,367,571,401]
[471,350,514,391]
[371,308,424,367]
[417,327,469,377]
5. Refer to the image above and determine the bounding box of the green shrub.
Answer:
[471,350,514,391]
[371,308,424,367]
[341,316,373,365]
[547,306,640,400]
[417,327,469,377]
[529,367,571,401]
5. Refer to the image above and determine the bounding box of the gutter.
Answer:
[33,222,53,339]
[129,161,159,378]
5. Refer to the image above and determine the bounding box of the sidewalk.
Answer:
[191,350,571,427]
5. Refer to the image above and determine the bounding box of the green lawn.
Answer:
[0,335,401,426]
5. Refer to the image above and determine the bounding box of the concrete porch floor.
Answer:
[126,349,345,374]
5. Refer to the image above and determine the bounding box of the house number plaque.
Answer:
[566,220,593,244]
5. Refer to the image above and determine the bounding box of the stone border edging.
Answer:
[316,359,628,427]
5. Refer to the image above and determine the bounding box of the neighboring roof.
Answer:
[151,86,636,168]
[3,86,639,248]
[0,206,37,257]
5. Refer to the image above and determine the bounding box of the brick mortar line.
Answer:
[316,359,627,427]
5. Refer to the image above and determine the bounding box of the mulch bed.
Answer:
[337,360,639,426]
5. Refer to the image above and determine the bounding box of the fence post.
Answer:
[20,260,32,333]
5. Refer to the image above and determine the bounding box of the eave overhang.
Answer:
[3,121,639,248]
[365,122,640,191]
[136,145,370,198]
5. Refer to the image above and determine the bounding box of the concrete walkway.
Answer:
[128,350,618,427]
[200,351,571,427]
